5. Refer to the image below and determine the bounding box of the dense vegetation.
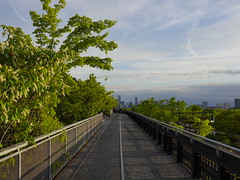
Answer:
[209,109,240,148]
[56,74,117,125]
[132,97,240,148]
[132,97,214,137]
[0,0,117,148]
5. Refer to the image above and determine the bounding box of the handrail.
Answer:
[132,111,240,154]
[0,113,103,180]
[126,111,240,179]
[0,114,102,157]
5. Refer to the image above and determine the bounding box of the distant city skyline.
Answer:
[115,94,238,108]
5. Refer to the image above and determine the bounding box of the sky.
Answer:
[1,0,240,106]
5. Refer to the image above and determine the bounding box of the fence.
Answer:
[0,114,103,180]
[126,111,240,180]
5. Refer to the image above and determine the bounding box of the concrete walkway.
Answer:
[55,113,192,180]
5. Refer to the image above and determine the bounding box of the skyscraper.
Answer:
[118,95,121,108]
[135,97,138,106]
[120,101,125,108]
[202,101,208,109]
[234,98,240,109]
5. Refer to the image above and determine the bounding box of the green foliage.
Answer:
[134,98,160,119]
[30,0,67,49]
[207,132,240,148]
[0,0,117,148]
[213,109,240,134]
[0,25,67,146]
[133,97,214,137]
[192,118,214,137]
[56,74,117,125]
[134,97,186,125]
[206,109,240,148]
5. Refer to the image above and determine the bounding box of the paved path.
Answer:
[55,113,192,180]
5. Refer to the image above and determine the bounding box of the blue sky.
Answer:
[1,0,240,106]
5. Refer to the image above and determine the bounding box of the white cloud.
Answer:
[1,0,240,105]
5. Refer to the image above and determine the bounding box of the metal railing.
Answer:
[0,114,103,180]
[126,111,240,180]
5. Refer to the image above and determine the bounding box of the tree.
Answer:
[134,97,186,127]
[193,118,214,137]
[56,74,117,125]
[213,109,240,134]
[166,97,187,125]
[135,98,160,118]
[205,109,240,148]
[133,97,214,136]
[179,105,214,136]
[0,0,117,148]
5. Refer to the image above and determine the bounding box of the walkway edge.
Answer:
[70,117,112,180]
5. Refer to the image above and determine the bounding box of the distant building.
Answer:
[207,106,219,110]
[234,98,240,109]
[202,101,208,109]
[216,103,223,109]
[119,101,125,108]
[135,97,138,106]
[118,95,121,108]
[223,103,230,109]
[128,102,134,108]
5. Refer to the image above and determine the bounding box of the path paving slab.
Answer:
[55,113,192,180]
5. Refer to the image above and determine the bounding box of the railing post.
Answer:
[65,132,68,152]
[49,139,52,179]
[163,133,167,152]
[168,136,172,155]
[81,123,84,146]
[90,119,92,137]
[149,122,152,137]
[192,151,200,178]
[176,142,182,163]
[94,118,97,133]
[18,149,21,180]
[163,133,172,155]
[219,166,230,180]
[157,130,162,145]
[146,120,148,133]
[93,117,95,133]
[75,126,78,145]
[87,121,89,140]
[139,117,143,128]
[153,125,156,141]
[143,120,147,132]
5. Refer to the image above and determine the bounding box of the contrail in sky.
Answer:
[186,20,198,56]
[6,0,32,26]
[186,0,209,57]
